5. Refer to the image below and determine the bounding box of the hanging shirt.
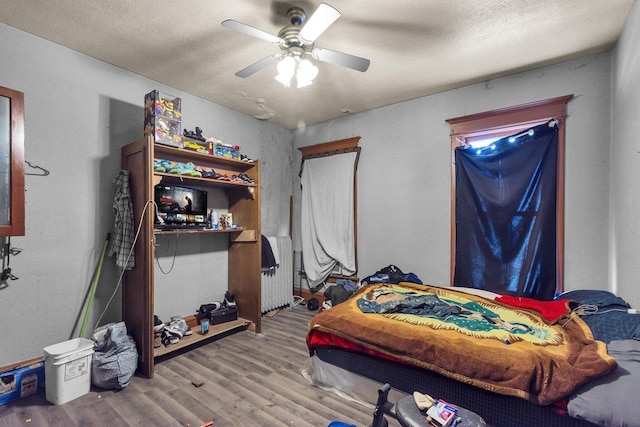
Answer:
[261,235,277,274]
[109,170,135,269]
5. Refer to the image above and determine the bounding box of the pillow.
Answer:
[557,289,630,308]
[557,290,638,343]
[568,339,640,427]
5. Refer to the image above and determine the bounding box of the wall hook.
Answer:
[25,160,50,176]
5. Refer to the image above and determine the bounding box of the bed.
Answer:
[304,282,640,427]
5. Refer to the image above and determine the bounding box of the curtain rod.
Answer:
[508,119,558,141]
[299,146,361,178]
[301,146,360,160]
[459,118,559,151]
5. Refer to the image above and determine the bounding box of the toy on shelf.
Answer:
[182,127,209,154]
[183,127,205,142]
[144,90,182,148]
[214,142,240,160]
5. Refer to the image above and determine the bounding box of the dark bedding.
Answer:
[558,289,640,343]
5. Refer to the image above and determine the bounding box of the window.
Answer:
[298,137,360,290]
[446,95,572,296]
[0,85,25,237]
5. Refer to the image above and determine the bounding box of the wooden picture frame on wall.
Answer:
[0,85,25,236]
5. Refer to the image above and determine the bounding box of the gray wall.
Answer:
[293,52,615,301]
[0,22,292,366]
[2,0,639,366]
[611,2,640,308]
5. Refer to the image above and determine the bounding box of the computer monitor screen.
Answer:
[154,184,207,227]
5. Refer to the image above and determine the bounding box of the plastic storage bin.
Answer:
[43,337,94,405]
[145,90,181,120]
[145,116,183,148]
[144,90,183,148]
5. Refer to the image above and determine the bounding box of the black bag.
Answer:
[210,306,238,324]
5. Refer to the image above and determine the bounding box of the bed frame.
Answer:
[314,347,600,427]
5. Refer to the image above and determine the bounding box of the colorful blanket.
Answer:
[307,282,616,405]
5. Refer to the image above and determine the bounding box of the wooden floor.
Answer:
[0,305,400,427]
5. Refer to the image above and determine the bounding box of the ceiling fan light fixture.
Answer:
[275,55,318,88]
[223,3,370,80]
[297,59,318,86]
[275,55,296,87]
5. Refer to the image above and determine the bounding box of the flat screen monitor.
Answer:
[154,184,207,228]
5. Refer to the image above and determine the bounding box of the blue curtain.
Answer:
[454,121,558,300]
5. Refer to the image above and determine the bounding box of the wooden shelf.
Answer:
[154,144,256,171]
[154,227,249,235]
[122,135,262,378]
[154,318,253,358]
[154,172,256,190]
[153,228,257,242]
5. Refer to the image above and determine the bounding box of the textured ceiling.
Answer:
[0,0,635,129]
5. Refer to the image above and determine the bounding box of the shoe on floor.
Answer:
[154,315,165,332]
[224,291,237,308]
[161,329,179,346]
[168,316,192,337]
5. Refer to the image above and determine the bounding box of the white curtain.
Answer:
[301,152,357,288]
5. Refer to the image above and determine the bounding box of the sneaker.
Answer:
[154,315,165,332]
[237,173,254,184]
[184,161,202,177]
[168,316,193,337]
[153,159,166,173]
[202,168,222,179]
[224,291,236,308]
[161,329,179,346]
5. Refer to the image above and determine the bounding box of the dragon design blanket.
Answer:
[307,282,616,405]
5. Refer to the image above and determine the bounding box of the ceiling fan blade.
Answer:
[235,55,280,78]
[221,19,282,44]
[298,3,341,44]
[312,48,370,72]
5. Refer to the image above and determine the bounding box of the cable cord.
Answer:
[95,199,156,329]
[562,303,633,327]
[154,233,179,274]
[574,304,632,316]
[573,304,599,316]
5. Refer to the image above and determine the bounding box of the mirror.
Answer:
[0,85,25,236]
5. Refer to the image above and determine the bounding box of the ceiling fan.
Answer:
[221,3,370,83]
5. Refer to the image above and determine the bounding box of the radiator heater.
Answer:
[261,236,293,313]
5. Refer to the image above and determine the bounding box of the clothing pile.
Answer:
[360,265,423,286]
[323,279,359,307]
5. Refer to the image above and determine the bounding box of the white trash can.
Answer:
[43,337,94,405]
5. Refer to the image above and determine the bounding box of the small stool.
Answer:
[371,383,487,427]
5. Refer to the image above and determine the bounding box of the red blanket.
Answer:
[495,294,576,323]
